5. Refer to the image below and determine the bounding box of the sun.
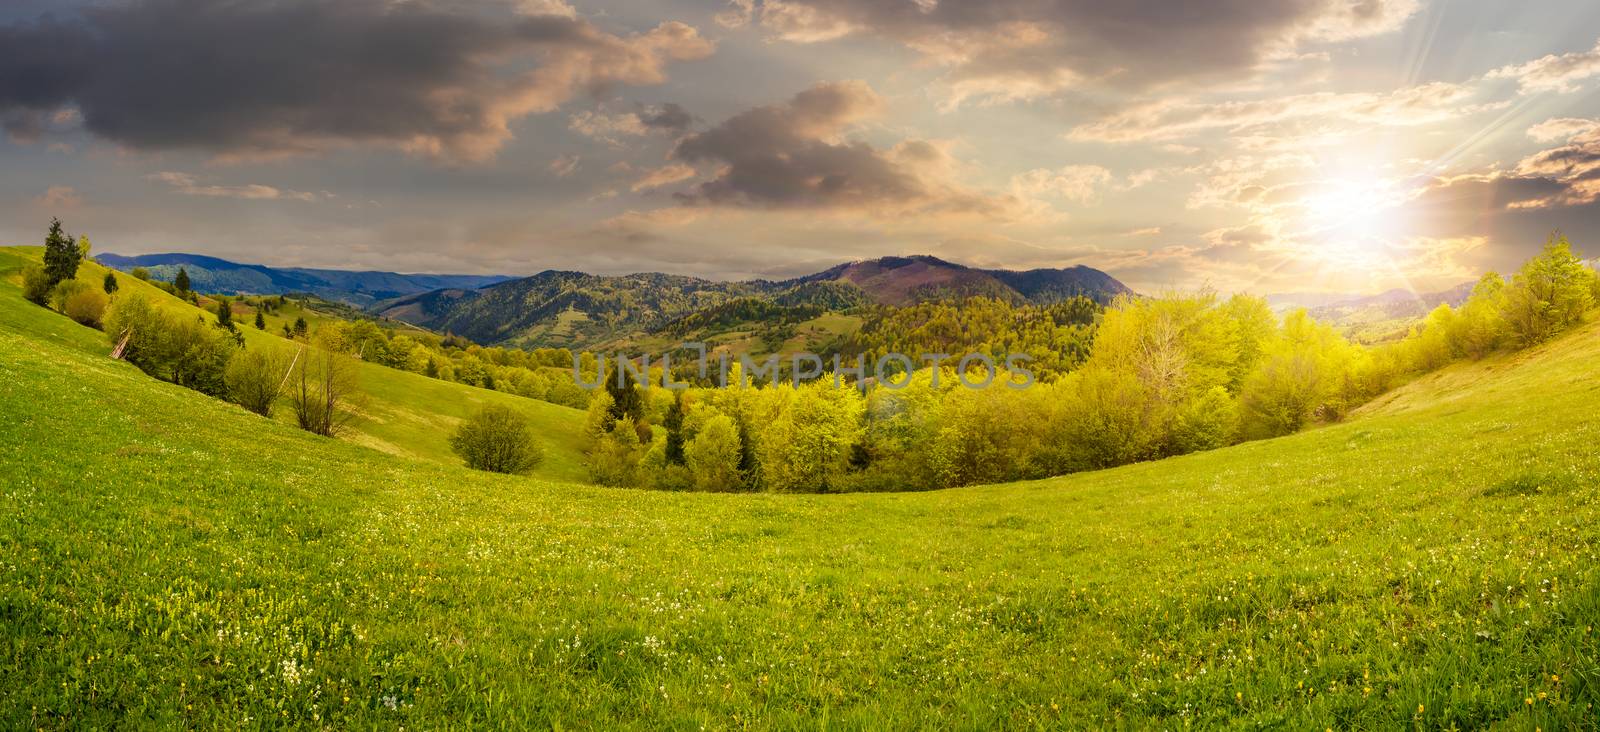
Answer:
[1295,175,1410,268]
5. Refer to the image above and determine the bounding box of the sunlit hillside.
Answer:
[2,245,1597,727]
[0,246,590,482]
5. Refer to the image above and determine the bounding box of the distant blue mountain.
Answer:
[95,253,513,306]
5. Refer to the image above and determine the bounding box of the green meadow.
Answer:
[2,247,1599,727]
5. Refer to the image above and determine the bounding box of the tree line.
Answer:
[580,236,1600,493]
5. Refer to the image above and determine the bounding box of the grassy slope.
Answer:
[2,257,1599,727]
[0,247,589,482]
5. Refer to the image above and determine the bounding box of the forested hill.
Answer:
[95,253,513,307]
[377,255,1131,349]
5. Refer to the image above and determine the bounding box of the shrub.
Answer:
[225,347,288,417]
[103,271,119,294]
[21,266,53,305]
[450,405,545,474]
[62,288,109,328]
[131,266,151,281]
[49,278,90,312]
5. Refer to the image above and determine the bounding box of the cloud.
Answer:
[0,0,712,162]
[726,0,1418,105]
[32,185,83,210]
[631,163,697,192]
[668,80,1015,217]
[1488,37,1600,94]
[569,102,693,145]
[146,171,319,201]
[1527,117,1600,144]
[548,154,582,177]
[1010,165,1112,204]
[1069,81,1488,143]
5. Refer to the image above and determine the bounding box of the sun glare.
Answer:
[1296,175,1410,269]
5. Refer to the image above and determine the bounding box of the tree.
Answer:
[604,361,646,426]
[1501,234,1594,347]
[215,297,235,331]
[686,414,742,491]
[225,347,288,417]
[663,390,687,465]
[174,267,191,293]
[292,316,309,339]
[42,218,82,286]
[289,348,359,436]
[168,316,236,397]
[588,416,642,486]
[131,267,151,281]
[450,405,546,474]
[254,310,266,330]
[102,271,119,295]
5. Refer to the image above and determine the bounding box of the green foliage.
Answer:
[130,266,151,281]
[102,293,236,397]
[1501,234,1594,347]
[685,413,742,491]
[663,391,687,465]
[215,297,235,331]
[61,286,108,329]
[21,265,52,305]
[224,346,288,417]
[41,218,81,286]
[450,405,546,474]
[587,416,643,486]
[174,266,191,293]
[102,271,119,295]
[254,310,266,330]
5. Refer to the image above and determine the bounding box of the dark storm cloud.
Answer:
[0,0,712,161]
[725,0,1417,103]
[668,80,1013,216]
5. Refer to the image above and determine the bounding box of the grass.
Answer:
[2,248,1599,727]
[0,246,590,482]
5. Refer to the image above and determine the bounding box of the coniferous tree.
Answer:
[174,267,191,293]
[254,310,266,330]
[42,218,82,286]
[604,362,646,426]
[663,390,687,465]
[103,271,119,294]
[292,316,308,339]
[216,298,235,331]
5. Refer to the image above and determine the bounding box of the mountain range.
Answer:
[94,253,513,307]
[375,255,1133,348]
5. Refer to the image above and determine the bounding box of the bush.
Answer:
[62,287,109,328]
[103,271,119,294]
[103,294,235,395]
[1501,235,1594,347]
[686,414,742,491]
[450,405,545,474]
[225,347,288,417]
[22,266,53,305]
[49,278,90,311]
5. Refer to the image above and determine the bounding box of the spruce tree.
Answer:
[216,298,235,330]
[103,271,119,294]
[42,217,82,286]
[292,316,308,339]
[604,362,645,425]
[254,310,266,330]
[174,267,191,293]
[663,390,686,465]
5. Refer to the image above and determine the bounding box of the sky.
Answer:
[4,0,1600,295]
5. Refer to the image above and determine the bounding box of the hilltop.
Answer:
[3,247,1598,727]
